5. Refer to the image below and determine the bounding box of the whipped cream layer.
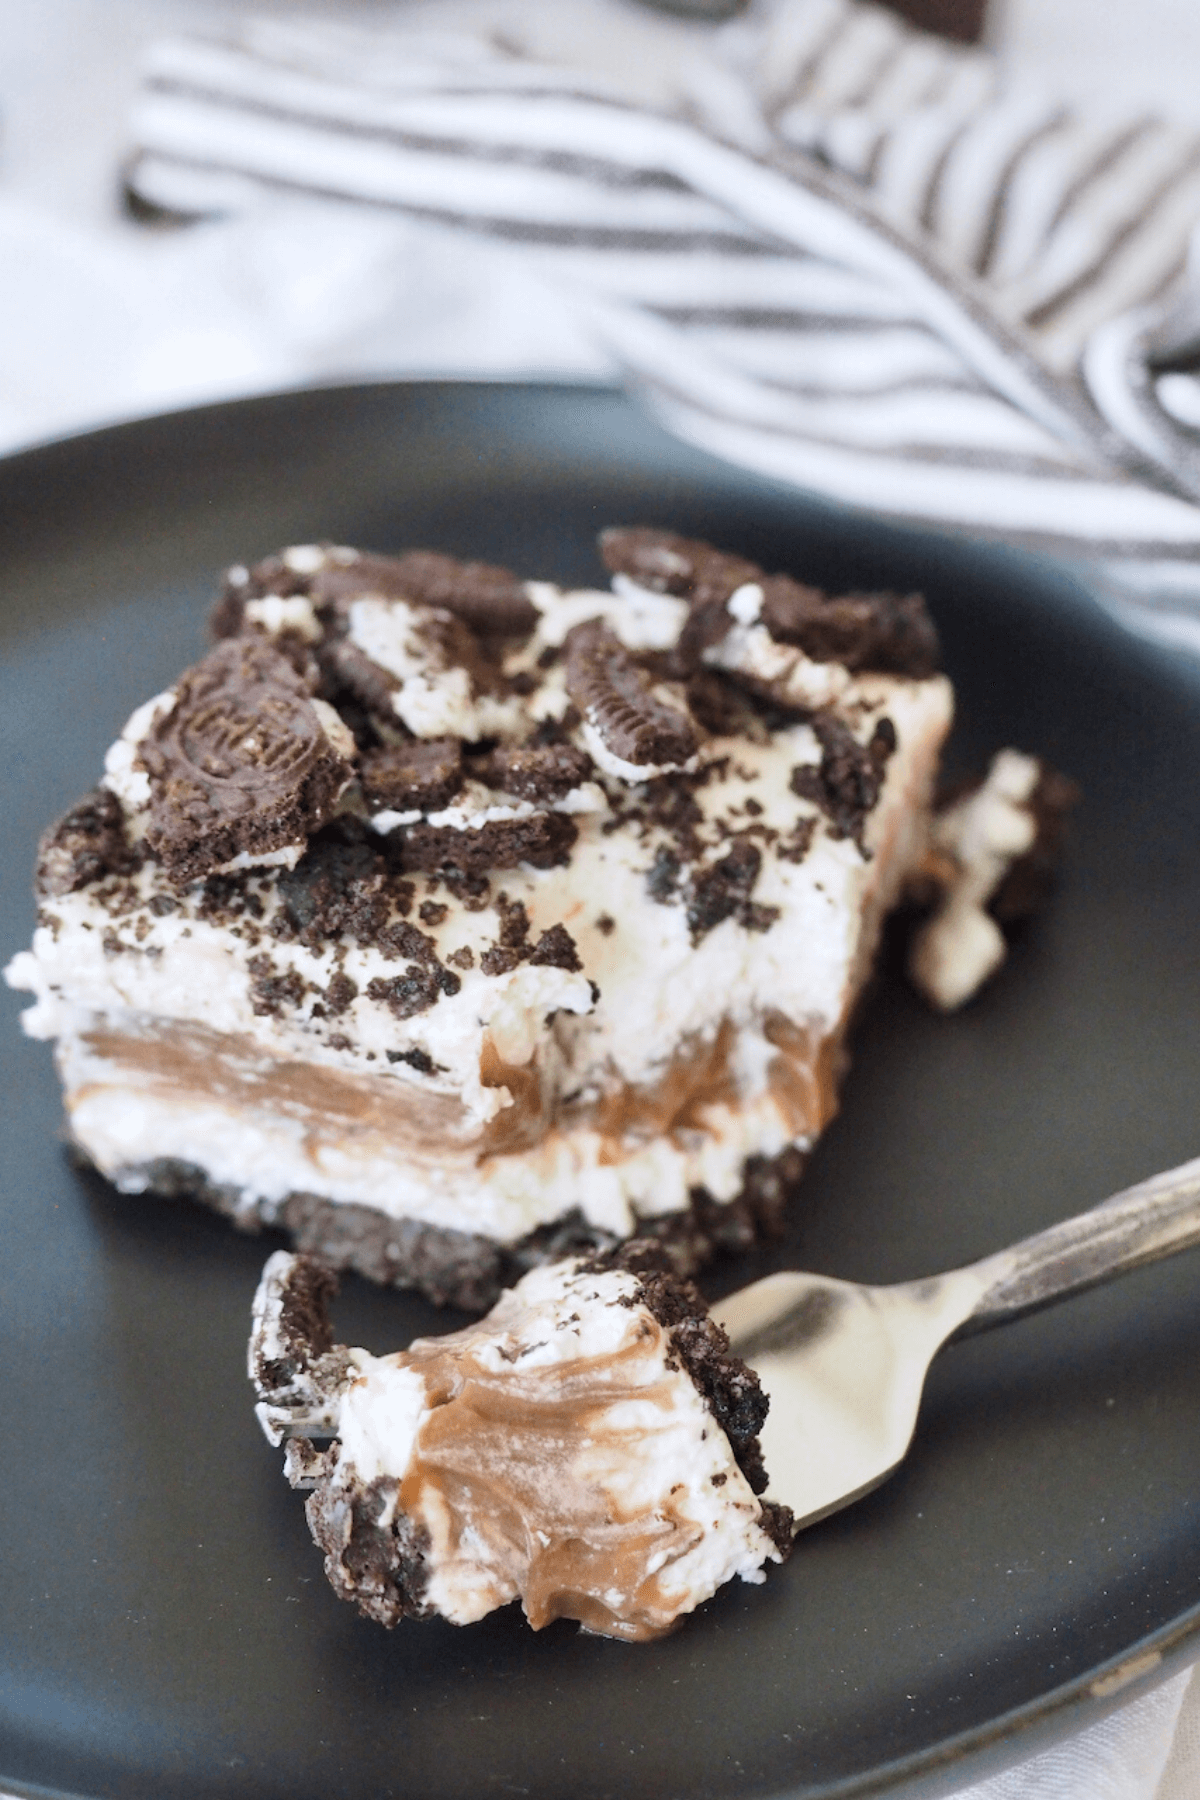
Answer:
[250,1249,791,1641]
[7,530,954,1296]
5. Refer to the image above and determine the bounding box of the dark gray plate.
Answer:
[3,382,1200,1800]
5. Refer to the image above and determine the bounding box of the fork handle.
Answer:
[948,1154,1200,1340]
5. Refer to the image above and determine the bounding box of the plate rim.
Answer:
[2,376,1198,1800]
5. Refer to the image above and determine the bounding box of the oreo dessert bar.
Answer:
[7,530,953,1308]
[249,1244,793,1641]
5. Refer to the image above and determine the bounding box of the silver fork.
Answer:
[712,1155,1200,1529]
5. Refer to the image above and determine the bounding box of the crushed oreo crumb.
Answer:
[386,1047,440,1074]
[480,895,531,976]
[319,549,537,640]
[684,669,760,738]
[584,1240,791,1536]
[989,765,1081,925]
[275,824,413,950]
[601,526,939,679]
[253,1252,339,1390]
[528,923,583,971]
[226,546,537,644]
[36,788,142,898]
[247,953,308,1017]
[108,1143,805,1311]
[790,713,896,851]
[323,971,358,1015]
[775,817,817,864]
[366,963,460,1020]
[759,576,939,678]
[375,918,439,965]
[686,838,775,942]
[646,844,683,902]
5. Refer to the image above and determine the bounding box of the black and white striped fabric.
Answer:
[126,0,1200,651]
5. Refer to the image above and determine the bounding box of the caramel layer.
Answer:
[79,1017,480,1165]
[399,1310,721,1640]
[72,1002,842,1188]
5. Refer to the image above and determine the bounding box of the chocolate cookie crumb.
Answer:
[494,894,532,950]
[276,826,410,949]
[585,1238,787,1517]
[36,788,142,898]
[646,845,682,903]
[684,669,759,737]
[366,964,460,1020]
[791,713,895,851]
[989,765,1081,924]
[759,577,939,678]
[686,838,768,942]
[376,919,438,965]
[253,1251,339,1389]
[776,817,817,864]
[601,526,939,679]
[528,923,583,971]
[323,972,358,1015]
[319,549,537,640]
[480,945,522,976]
[386,1047,439,1074]
[248,954,308,1016]
[103,1143,804,1311]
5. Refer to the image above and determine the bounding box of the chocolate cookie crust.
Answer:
[101,1144,806,1313]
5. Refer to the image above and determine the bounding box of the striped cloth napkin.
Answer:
[125,0,1200,652]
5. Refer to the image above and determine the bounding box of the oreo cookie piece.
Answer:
[398,813,579,877]
[758,578,939,679]
[323,550,538,640]
[137,639,356,887]
[478,740,595,803]
[601,527,940,680]
[228,546,537,641]
[600,527,760,668]
[564,619,698,777]
[360,739,465,815]
[600,527,759,608]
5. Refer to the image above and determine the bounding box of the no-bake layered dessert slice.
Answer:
[7,529,953,1308]
[249,1243,793,1641]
